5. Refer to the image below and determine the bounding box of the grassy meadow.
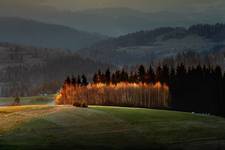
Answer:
[0,103,225,150]
[0,95,54,106]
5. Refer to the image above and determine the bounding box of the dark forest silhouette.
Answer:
[58,64,225,117]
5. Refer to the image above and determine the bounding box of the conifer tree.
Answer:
[147,65,156,83]
[65,76,71,85]
[105,69,111,85]
[93,73,98,83]
[71,76,77,86]
[77,75,81,85]
[138,65,146,83]
[81,74,88,86]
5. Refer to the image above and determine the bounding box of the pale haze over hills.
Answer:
[8,0,225,13]
[0,0,225,36]
[0,17,106,50]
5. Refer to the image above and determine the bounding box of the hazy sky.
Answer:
[44,0,224,12]
[0,0,224,13]
[44,0,225,11]
[0,0,224,35]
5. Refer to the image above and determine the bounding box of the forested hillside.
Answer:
[0,17,107,50]
[78,23,225,66]
[0,43,111,96]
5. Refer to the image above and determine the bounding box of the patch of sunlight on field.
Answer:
[0,105,56,134]
[0,105,52,113]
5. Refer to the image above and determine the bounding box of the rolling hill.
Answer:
[78,24,225,66]
[0,105,225,150]
[0,17,107,50]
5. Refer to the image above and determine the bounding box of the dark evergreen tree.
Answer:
[146,65,156,84]
[156,66,163,83]
[93,73,98,84]
[65,76,71,85]
[71,76,77,86]
[115,71,121,83]
[111,73,117,85]
[77,75,81,85]
[97,70,103,83]
[161,65,170,84]
[121,69,129,82]
[105,69,111,85]
[81,74,88,86]
[222,73,225,116]
[138,65,146,83]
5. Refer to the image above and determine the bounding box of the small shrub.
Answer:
[73,102,81,107]
[81,101,88,108]
[14,97,20,105]
[73,101,88,108]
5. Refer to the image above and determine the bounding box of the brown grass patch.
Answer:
[0,105,60,134]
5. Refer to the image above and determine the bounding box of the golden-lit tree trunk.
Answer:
[55,82,170,108]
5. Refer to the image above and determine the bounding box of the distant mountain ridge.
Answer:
[1,6,224,36]
[0,17,107,50]
[78,23,225,66]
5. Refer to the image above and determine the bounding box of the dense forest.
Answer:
[0,43,111,96]
[78,23,225,65]
[93,23,225,48]
[158,51,225,70]
[57,64,225,117]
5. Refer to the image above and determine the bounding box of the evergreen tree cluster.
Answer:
[189,23,225,40]
[59,68,169,108]
[170,64,225,117]
[92,65,170,85]
[63,64,225,117]
[64,74,88,87]
[92,65,225,117]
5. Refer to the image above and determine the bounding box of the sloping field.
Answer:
[0,105,225,150]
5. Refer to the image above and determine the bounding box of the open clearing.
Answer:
[0,105,225,150]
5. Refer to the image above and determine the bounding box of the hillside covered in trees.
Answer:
[0,43,111,97]
[78,23,225,66]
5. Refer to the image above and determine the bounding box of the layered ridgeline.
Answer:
[0,17,107,50]
[1,5,225,36]
[78,23,225,66]
[0,43,111,97]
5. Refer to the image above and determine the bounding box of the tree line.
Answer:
[56,82,169,109]
[56,65,170,108]
[62,64,225,117]
[64,64,171,86]
[169,64,225,117]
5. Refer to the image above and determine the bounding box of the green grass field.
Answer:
[0,104,225,150]
[0,95,54,106]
